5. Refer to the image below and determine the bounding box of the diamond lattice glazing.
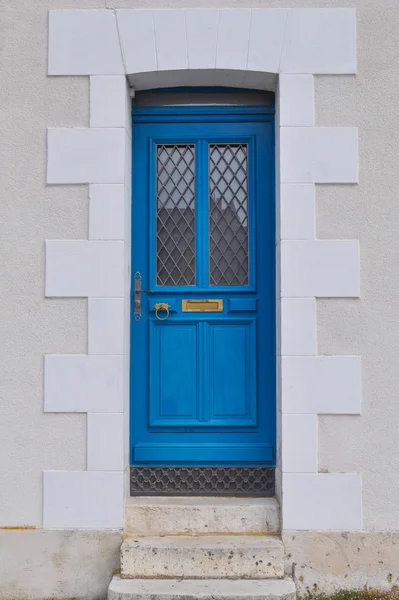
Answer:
[156,145,195,286]
[209,144,249,286]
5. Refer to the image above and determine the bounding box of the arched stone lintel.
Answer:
[48,8,356,78]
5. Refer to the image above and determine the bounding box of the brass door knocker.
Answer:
[153,303,171,320]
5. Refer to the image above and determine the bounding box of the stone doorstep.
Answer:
[108,575,296,600]
[120,535,284,579]
[125,497,280,536]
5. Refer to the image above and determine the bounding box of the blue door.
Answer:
[131,105,275,466]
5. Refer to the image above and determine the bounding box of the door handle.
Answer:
[133,272,154,321]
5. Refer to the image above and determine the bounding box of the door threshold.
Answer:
[130,466,275,497]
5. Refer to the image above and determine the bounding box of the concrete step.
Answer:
[120,535,284,579]
[109,576,296,600]
[125,497,280,536]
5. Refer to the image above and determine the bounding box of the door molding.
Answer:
[44,8,362,532]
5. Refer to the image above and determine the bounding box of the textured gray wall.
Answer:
[316,3,399,531]
[0,0,102,527]
[1,0,398,532]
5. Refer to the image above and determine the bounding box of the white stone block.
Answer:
[89,184,126,241]
[247,9,287,74]
[123,242,131,300]
[186,10,218,69]
[48,10,124,76]
[124,186,132,248]
[123,353,131,461]
[216,10,252,71]
[280,240,360,298]
[280,9,356,75]
[88,298,124,355]
[282,414,318,473]
[47,128,126,185]
[87,413,124,471]
[280,127,358,184]
[154,11,188,71]
[44,355,124,414]
[124,127,132,190]
[88,356,124,413]
[279,75,314,126]
[90,77,128,128]
[123,299,131,357]
[45,240,125,298]
[280,184,315,240]
[281,298,316,356]
[275,355,282,414]
[281,356,362,415]
[43,471,124,528]
[282,473,362,530]
[116,10,157,75]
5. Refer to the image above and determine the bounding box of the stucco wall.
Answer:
[316,2,399,531]
[0,0,398,534]
[0,0,100,527]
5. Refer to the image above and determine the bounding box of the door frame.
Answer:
[45,6,361,530]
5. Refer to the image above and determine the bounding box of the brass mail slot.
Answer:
[182,299,223,312]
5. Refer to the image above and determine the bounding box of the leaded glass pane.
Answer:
[209,144,249,286]
[156,144,195,286]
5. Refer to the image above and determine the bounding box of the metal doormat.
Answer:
[130,466,275,497]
